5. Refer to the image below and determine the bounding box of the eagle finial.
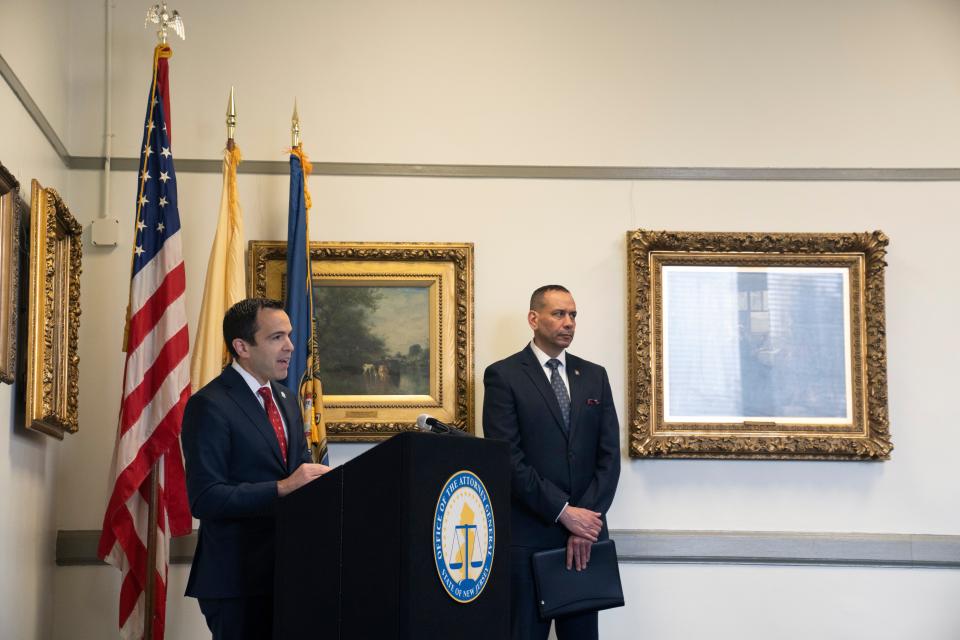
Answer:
[145,3,185,44]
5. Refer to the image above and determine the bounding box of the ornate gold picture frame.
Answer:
[249,241,474,441]
[26,180,82,438]
[0,163,26,384]
[627,230,890,460]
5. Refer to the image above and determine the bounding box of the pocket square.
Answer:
[586,398,600,406]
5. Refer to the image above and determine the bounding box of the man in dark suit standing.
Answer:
[181,298,330,640]
[483,285,621,640]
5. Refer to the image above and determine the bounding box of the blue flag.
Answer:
[282,152,312,394]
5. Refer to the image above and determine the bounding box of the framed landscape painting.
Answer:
[249,241,474,441]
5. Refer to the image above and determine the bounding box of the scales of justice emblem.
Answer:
[433,470,495,603]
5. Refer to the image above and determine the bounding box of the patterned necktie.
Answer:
[258,386,288,464]
[545,358,570,431]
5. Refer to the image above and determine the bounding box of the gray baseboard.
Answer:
[57,530,198,566]
[58,529,960,569]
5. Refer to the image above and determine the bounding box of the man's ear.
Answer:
[527,309,538,331]
[232,338,249,358]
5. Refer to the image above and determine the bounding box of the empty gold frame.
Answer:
[627,230,891,460]
[249,241,474,441]
[26,180,82,438]
[0,163,25,384]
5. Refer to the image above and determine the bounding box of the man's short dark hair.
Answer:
[530,285,570,311]
[223,298,284,358]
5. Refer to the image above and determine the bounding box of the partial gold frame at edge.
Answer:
[0,163,25,385]
[248,241,474,442]
[26,180,82,439]
[627,229,891,461]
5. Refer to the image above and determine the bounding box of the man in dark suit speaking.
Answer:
[483,285,621,640]
[181,298,330,640]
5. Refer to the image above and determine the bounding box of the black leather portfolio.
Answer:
[531,539,625,619]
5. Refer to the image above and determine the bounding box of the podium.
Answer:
[274,431,511,639]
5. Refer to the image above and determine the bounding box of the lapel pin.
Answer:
[280,390,286,399]
[574,369,580,376]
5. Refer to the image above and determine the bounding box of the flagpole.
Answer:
[288,102,330,464]
[140,39,165,640]
[141,7,185,639]
[144,466,159,640]
[226,86,236,152]
[140,38,164,640]
[288,102,321,462]
[138,42,164,640]
[223,85,237,373]
[100,5,191,636]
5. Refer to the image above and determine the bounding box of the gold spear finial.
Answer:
[226,86,237,149]
[145,3,185,45]
[291,99,301,149]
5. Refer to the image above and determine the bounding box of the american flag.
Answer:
[98,45,192,640]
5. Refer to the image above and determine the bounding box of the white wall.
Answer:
[0,1,70,638]
[63,0,960,167]
[0,0,958,638]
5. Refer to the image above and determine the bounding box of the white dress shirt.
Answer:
[231,361,288,439]
[529,340,570,395]
[528,341,570,521]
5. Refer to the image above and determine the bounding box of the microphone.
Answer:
[415,414,470,437]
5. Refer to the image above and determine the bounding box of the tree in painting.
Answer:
[313,285,429,395]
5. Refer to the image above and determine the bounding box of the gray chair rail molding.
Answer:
[5,52,960,182]
[58,529,960,569]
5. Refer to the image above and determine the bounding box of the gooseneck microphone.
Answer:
[415,414,470,437]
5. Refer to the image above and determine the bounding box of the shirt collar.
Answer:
[529,340,566,369]
[231,360,271,397]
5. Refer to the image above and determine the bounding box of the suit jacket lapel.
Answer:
[566,354,586,440]
[519,345,568,437]
[221,367,286,468]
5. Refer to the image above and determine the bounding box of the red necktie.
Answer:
[257,386,288,464]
